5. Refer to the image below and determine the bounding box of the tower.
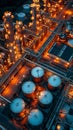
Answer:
[3,11,21,66]
[14,21,25,54]
[29,0,42,34]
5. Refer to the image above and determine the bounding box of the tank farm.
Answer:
[0,0,73,130]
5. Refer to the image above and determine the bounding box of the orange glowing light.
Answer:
[53,57,60,63]
[33,0,39,3]
[68,87,73,98]
[65,10,73,15]
[64,62,70,68]
[2,87,12,97]
[56,124,61,130]
[59,112,66,119]
[6,23,9,28]
[31,16,34,20]
[0,55,2,58]
[60,7,63,10]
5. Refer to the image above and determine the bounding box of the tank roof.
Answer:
[48,75,62,87]
[23,4,30,9]
[28,109,44,126]
[17,12,26,17]
[31,67,44,78]
[39,90,53,105]
[22,81,36,94]
[10,98,25,113]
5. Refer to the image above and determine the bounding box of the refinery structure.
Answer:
[0,0,73,130]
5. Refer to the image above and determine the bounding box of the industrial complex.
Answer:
[0,0,73,130]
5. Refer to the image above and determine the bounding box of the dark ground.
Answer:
[0,0,31,19]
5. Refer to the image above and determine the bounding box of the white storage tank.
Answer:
[22,81,36,98]
[31,67,44,82]
[22,4,30,13]
[48,75,62,90]
[16,12,26,22]
[38,90,53,107]
[28,109,44,127]
[10,98,25,114]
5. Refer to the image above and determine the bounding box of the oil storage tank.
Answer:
[48,75,62,90]
[38,90,53,107]
[31,67,44,82]
[15,12,26,22]
[28,109,44,129]
[22,81,36,98]
[22,4,30,13]
[10,98,25,119]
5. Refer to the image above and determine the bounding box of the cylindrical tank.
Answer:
[10,98,25,114]
[22,4,30,13]
[38,90,53,107]
[15,12,26,22]
[31,67,44,82]
[28,109,44,128]
[48,75,62,90]
[22,81,36,98]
